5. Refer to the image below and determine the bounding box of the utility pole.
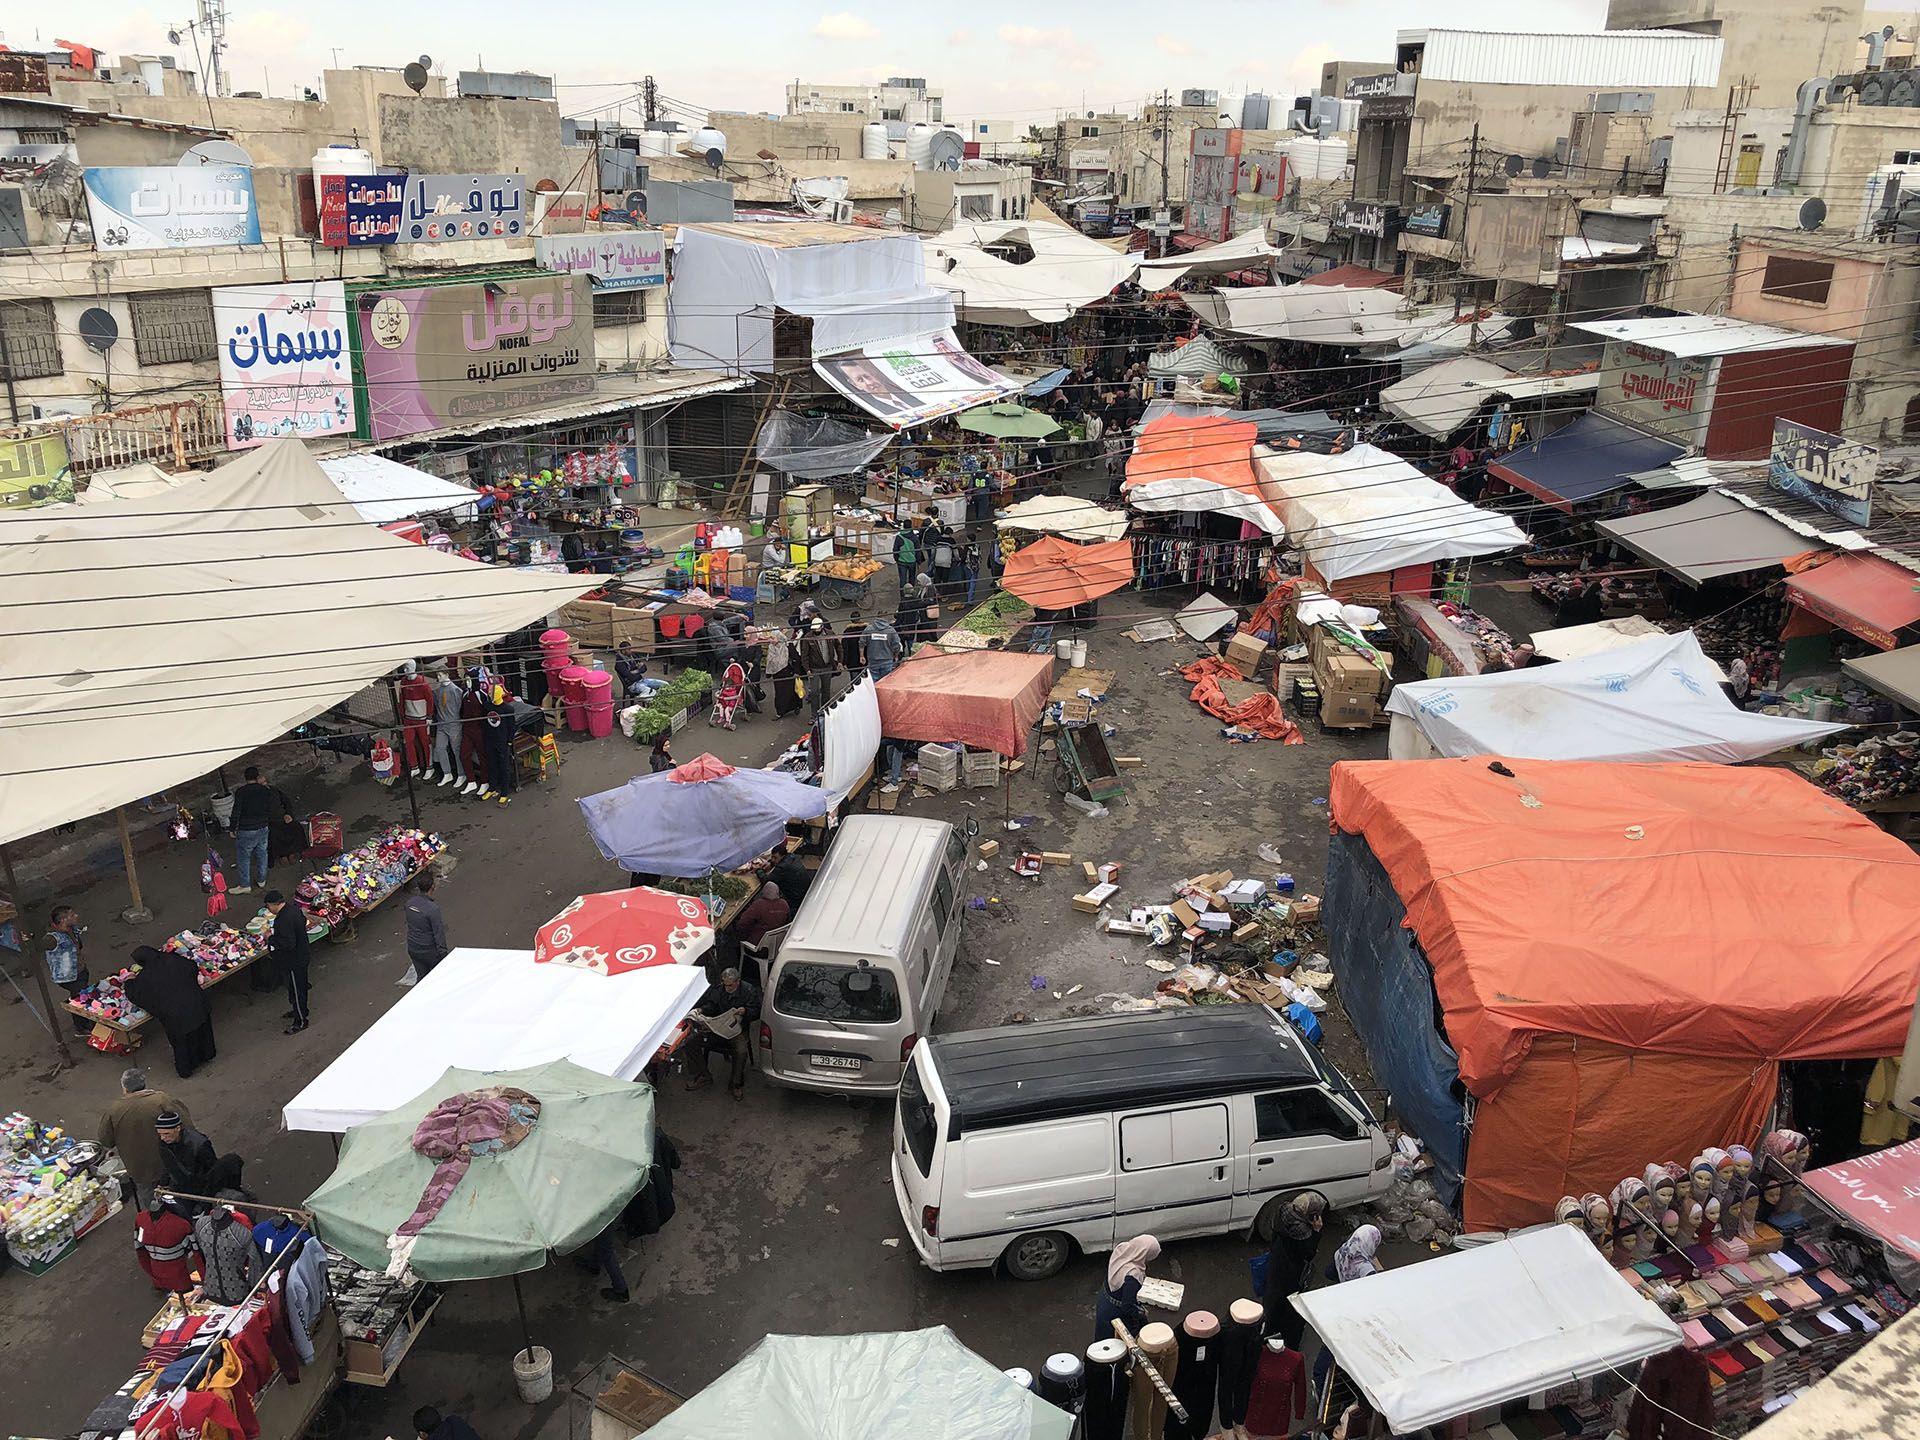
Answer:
[1455,123,1480,320]
[643,75,658,125]
[1159,88,1171,259]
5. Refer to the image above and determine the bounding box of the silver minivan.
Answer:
[754,814,968,1095]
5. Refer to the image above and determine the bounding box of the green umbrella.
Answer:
[958,403,1063,440]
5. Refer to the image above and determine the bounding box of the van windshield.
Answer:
[900,1053,937,1177]
[774,961,903,1024]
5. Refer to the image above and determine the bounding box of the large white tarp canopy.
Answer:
[1135,228,1281,291]
[922,221,1141,326]
[1292,1223,1683,1435]
[1379,356,1511,438]
[317,453,479,525]
[1255,443,1526,580]
[1186,284,1507,354]
[0,439,592,846]
[669,222,955,372]
[1531,615,1727,681]
[995,494,1131,543]
[282,947,706,1132]
[1385,630,1842,763]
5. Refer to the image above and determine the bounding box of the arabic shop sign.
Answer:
[1770,418,1875,528]
[321,173,527,247]
[212,281,356,450]
[1333,200,1397,239]
[355,273,593,441]
[1599,340,1715,449]
[0,433,71,507]
[83,166,261,251]
[535,231,666,289]
[1404,203,1452,238]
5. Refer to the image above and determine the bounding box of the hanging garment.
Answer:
[1167,1313,1221,1440]
[1243,1345,1307,1437]
[190,1211,263,1305]
[1083,1339,1129,1440]
[1216,1307,1263,1429]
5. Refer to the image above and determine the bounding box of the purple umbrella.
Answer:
[578,753,835,877]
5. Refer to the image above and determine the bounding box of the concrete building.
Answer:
[910,162,1031,230]
[785,78,942,123]
[1606,0,1866,109]
[1322,60,1396,100]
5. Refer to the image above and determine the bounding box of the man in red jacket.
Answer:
[134,1200,196,1292]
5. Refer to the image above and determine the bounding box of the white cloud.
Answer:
[996,23,1097,74]
[1285,42,1341,94]
[813,12,879,41]
[948,28,974,46]
[1232,59,1270,74]
[1154,34,1196,58]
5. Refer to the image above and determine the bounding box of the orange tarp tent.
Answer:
[1001,535,1134,608]
[1328,757,1920,1230]
[873,650,1054,758]
[1123,414,1282,535]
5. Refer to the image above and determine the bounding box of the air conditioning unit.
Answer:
[829,199,854,223]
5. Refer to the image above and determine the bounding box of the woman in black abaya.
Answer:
[122,945,216,1079]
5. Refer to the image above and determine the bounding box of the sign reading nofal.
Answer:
[1769,418,1874,527]
[355,273,593,441]
[83,167,261,251]
[212,280,356,449]
[323,173,527,247]
[535,232,667,289]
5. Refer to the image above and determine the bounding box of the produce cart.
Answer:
[761,555,881,612]
[1054,723,1127,805]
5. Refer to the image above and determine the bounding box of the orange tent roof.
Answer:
[873,650,1054,758]
[1001,535,1133,608]
[1329,757,1920,1098]
[1123,414,1281,534]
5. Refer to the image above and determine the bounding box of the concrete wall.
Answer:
[1408,78,1704,182]
[706,110,873,162]
[1605,0,1865,109]
[377,93,567,183]
[1656,192,1806,308]
[70,124,201,168]
[1323,61,1396,97]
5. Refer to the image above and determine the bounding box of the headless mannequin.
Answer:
[1132,1322,1177,1440]
[1217,1298,1264,1432]
[1084,1337,1129,1440]
[1169,1310,1220,1440]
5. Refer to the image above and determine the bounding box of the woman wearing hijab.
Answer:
[122,945,215,1079]
[1093,1234,1160,1342]
[1261,1192,1327,1347]
[768,628,804,719]
[1330,1225,1382,1284]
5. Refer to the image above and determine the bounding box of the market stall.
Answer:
[1486,411,1684,512]
[1324,757,1920,1229]
[1292,1224,1681,1437]
[1391,594,1527,678]
[1124,414,1280,594]
[2,1113,120,1274]
[1782,552,1920,654]
[874,649,1054,758]
[1530,615,1726,681]
[1594,491,1815,588]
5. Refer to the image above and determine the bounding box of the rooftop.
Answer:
[1567,313,1851,357]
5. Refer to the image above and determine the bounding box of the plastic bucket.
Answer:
[581,672,615,737]
[512,1344,553,1403]
[539,627,572,660]
[1070,639,1088,668]
[1055,639,1073,661]
[559,665,590,732]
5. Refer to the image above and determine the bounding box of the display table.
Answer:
[330,1246,441,1386]
[2,1113,120,1274]
[64,922,282,1047]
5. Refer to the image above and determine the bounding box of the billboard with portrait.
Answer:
[813,329,1018,430]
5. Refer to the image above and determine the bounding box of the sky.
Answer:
[6,0,1612,128]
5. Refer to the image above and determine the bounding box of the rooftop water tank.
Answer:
[861,122,890,160]
[906,122,936,169]
[311,144,373,185]
[1338,99,1361,133]
[1287,136,1322,183]
[1317,136,1349,180]
[691,126,728,158]
[634,130,675,158]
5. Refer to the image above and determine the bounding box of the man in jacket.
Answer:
[403,871,450,979]
[97,1067,189,1211]
[862,615,904,681]
[799,618,841,719]
[155,1110,243,1201]
[688,968,760,1100]
[228,767,292,896]
[264,891,312,1033]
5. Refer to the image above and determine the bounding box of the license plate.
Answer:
[809,1053,864,1071]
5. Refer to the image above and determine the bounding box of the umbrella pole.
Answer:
[511,1272,535,1365]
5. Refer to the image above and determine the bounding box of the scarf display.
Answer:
[386,1086,541,1277]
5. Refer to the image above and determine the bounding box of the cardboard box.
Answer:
[1071,894,1105,914]
[1083,861,1099,883]
[1320,653,1384,698]
[1322,692,1378,728]
[1170,899,1201,930]
[1041,851,1073,867]
[977,839,1000,858]
[1102,918,1151,935]
[869,787,899,812]
[1292,894,1322,923]
[1197,911,1232,931]
[1223,631,1268,679]
[1233,922,1262,942]
[559,599,657,652]
[1085,882,1119,904]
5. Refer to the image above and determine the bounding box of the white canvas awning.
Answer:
[1292,1223,1683,1434]
[0,439,593,846]
[922,221,1141,327]
[1380,356,1510,438]
[1136,228,1280,291]
[995,495,1131,543]
[1385,631,1840,763]
[1530,616,1727,681]
[318,453,479,525]
[281,947,706,1132]
[1255,442,1526,579]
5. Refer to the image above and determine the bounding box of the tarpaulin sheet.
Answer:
[1380,357,1510,439]
[1001,535,1133,607]
[874,649,1053,757]
[1293,1223,1682,1434]
[994,495,1130,543]
[0,439,593,847]
[1529,616,1726,682]
[1330,758,1920,1094]
[1802,1139,1920,1263]
[754,409,895,479]
[281,948,706,1132]
[1124,414,1281,534]
[1137,401,1347,441]
[1179,657,1303,742]
[922,221,1141,327]
[1488,412,1683,512]
[317,452,479,525]
[820,673,882,795]
[1784,552,1920,650]
[1255,444,1526,580]
[1383,630,1842,764]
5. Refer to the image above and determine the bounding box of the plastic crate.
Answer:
[963,749,1001,788]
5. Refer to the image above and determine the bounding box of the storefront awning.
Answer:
[351,370,752,453]
[1595,490,1811,587]
[1784,553,1920,650]
[1490,412,1684,512]
[1844,643,1920,712]
[1380,356,1510,439]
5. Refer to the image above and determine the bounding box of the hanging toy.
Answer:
[369,737,397,786]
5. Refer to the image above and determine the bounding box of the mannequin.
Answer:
[1581,1193,1612,1248]
[1676,1199,1704,1247]
[1728,1145,1755,1184]
[1039,1353,1083,1411]
[459,671,492,797]
[1688,1155,1716,1204]
[1756,1176,1786,1224]
[1243,1336,1308,1440]
[1083,1338,1129,1440]
[1762,1129,1811,1214]
[1661,1209,1682,1249]
[1644,1164,1678,1218]
[397,660,435,776]
[1701,1196,1722,1240]
[1131,1322,1177,1440]
[1216,1299,1264,1434]
[1720,1178,1751,1241]
[482,679,517,802]
[1702,1147,1735,1209]
[1555,1196,1585,1228]
[1169,1311,1220,1440]
[1738,1180,1762,1239]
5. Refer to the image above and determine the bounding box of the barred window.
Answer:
[128,289,218,365]
[0,298,62,379]
[592,289,646,328]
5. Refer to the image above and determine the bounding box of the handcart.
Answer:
[1054,722,1127,804]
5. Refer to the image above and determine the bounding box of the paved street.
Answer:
[0,544,1408,1437]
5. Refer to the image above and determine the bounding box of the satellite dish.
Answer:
[78,307,119,353]
[167,27,182,44]
[418,54,434,68]
[403,62,429,94]
[179,139,253,167]
[1502,154,1524,177]
[1799,196,1827,231]
[705,147,724,174]
[1530,157,1553,179]
[534,178,560,193]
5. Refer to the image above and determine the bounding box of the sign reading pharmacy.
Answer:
[83,167,261,251]
[535,232,666,289]
[212,280,356,449]
[1769,419,1874,528]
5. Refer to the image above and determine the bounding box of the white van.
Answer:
[755,815,968,1096]
[891,1006,1393,1279]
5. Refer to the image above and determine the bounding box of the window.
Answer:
[930,868,956,935]
[1081,125,1099,138]
[1120,1104,1229,1171]
[840,102,855,112]
[1896,150,1920,165]
[1255,1088,1364,1143]
[18,128,65,145]
[1761,255,1834,306]
[960,192,994,221]
[591,289,646,328]
[900,1054,938,1176]
[944,828,967,871]
[0,298,61,379]
[128,289,217,365]
[773,961,902,1024]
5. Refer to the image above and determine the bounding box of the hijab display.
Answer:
[1562,1132,1812,1265]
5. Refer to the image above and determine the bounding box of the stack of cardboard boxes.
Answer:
[1310,625,1391,730]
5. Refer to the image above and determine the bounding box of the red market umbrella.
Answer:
[533,887,715,974]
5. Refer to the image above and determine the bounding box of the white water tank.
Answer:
[691,126,728,158]
[861,122,890,160]
[1287,136,1322,182]
[906,122,936,169]
[1338,99,1361,133]
[312,144,374,188]
[1317,136,1349,180]
[635,129,676,158]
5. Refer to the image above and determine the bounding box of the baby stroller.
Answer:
[709,661,748,729]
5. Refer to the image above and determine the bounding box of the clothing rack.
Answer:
[1131,532,1268,592]
[155,1189,316,1223]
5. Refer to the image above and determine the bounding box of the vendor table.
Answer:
[2,1114,121,1275]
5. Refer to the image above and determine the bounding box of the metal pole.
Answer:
[115,807,152,922]
[0,842,77,1070]
[511,1272,536,1364]
[1455,124,1479,321]
[1158,89,1170,260]
[387,677,423,829]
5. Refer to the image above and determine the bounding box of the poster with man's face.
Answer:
[815,329,1018,430]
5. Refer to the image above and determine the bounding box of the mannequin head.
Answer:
[1645,1164,1677,1214]
[1581,1193,1611,1234]
[1707,1148,1735,1183]
[1265,1336,1291,1353]
[1689,1156,1716,1199]
[1661,1209,1681,1239]
[1556,1196,1585,1227]
[1229,1298,1263,1326]
[1741,1184,1761,1226]
[1728,1145,1754,1180]
[1702,1196,1721,1230]
[1758,1177,1784,1220]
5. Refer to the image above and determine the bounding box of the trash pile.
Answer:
[1369,1132,1461,1247]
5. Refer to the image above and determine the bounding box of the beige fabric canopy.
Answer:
[994,494,1130,543]
[0,438,593,845]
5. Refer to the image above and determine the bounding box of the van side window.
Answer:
[1120,1104,1229,1171]
[944,829,967,871]
[1255,1088,1363,1143]
[931,869,955,935]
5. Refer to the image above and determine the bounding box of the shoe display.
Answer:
[438,773,455,787]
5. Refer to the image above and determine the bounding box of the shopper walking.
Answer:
[97,1069,189,1211]
[863,614,904,681]
[228,767,290,894]
[403,871,450,980]
[42,903,92,1034]
[1261,1191,1327,1349]
[800,618,841,718]
[264,890,312,1033]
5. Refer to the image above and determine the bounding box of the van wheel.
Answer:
[1001,1230,1072,1281]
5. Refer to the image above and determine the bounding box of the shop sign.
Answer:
[1333,201,1396,238]
[212,280,356,449]
[82,166,260,251]
[1345,72,1403,99]
[319,175,403,247]
[1404,203,1451,238]
[1069,150,1111,172]
[326,174,528,247]
[355,273,593,442]
[1597,340,1714,448]
[1359,96,1415,121]
[813,327,1019,431]
[1802,1139,1920,1262]
[535,231,667,290]
[0,433,71,507]
[1769,418,1874,528]
[1191,129,1236,159]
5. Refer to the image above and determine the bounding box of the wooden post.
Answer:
[116,807,152,923]
[0,843,77,1070]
